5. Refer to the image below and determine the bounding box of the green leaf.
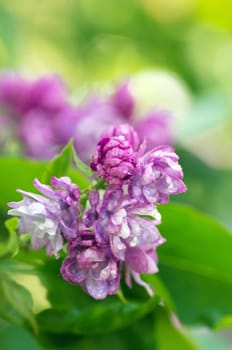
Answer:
[0,218,18,259]
[142,274,175,311]
[37,315,156,350]
[0,157,47,211]
[173,147,232,231]
[72,146,92,177]
[215,315,232,330]
[36,296,158,335]
[67,167,89,190]
[154,308,199,350]
[36,310,200,350]
[0,318,9,331]
[0,325,42,350]
[158,204,232,327]
[0,273,37,334]
[42,139,74,184]
[41,140,90,188]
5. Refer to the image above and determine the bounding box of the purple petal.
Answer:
[61,258,88,284]
[85,274,108,300]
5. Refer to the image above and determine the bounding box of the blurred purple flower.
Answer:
[72,98,124,164]
[61,231,121,299]
[53,106,82,145]
[0,73,174,164]
[19,110,59,159]
[0,74,30,117]
[8,177,80,257]
[0,73,66,116]
[111,82,135,119]
[0,73,69,158]
[133,111,173,150]
[25,75,66,112]
[129,145,187,204]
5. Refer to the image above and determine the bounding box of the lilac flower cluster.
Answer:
[0,74,68,159]
[8,177,80,258]
[8,124,186,300]
[0,73,172,164]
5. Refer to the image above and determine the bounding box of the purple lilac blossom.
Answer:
[129,145,187,204]
[94,188,163,260]
[102,124,139,151]
[125,247,161,296]
[0,73,173,163]
[94,187,164,295]
[83,190,100,228]
[0,73,69,159]
[111,82,135,119]
[62,187,165,297]
[52,106,83,145]
[61,231,121,299]
[91,135,137,185]
[18,75,68,159]
[133,111,173,150]
[0,74,30,117]
[8,176,80,257]
[19,110,59,159]
[24,75,66,112]
[0,73,66,117]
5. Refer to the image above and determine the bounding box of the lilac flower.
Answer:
[0,73,66,116]
[111,82,135,119]
[8,177,80,257]
[91,187,165,295]
[129,145,187,204]
[0,73,69,159]
[19,110,58,159]
[133,111,173,150]
[25,75,66,112]
[95,188,163,260]
[0,74,30,117]
[61,231,121,299]
[91,136,137,185]
[102,124,139,151]
[83,190,100,228]
[53,106,83,146]
[125,248,160,296]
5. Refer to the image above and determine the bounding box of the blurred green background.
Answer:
[1,0,232,165]
[0,1,232,349]
[0,0,231,93]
